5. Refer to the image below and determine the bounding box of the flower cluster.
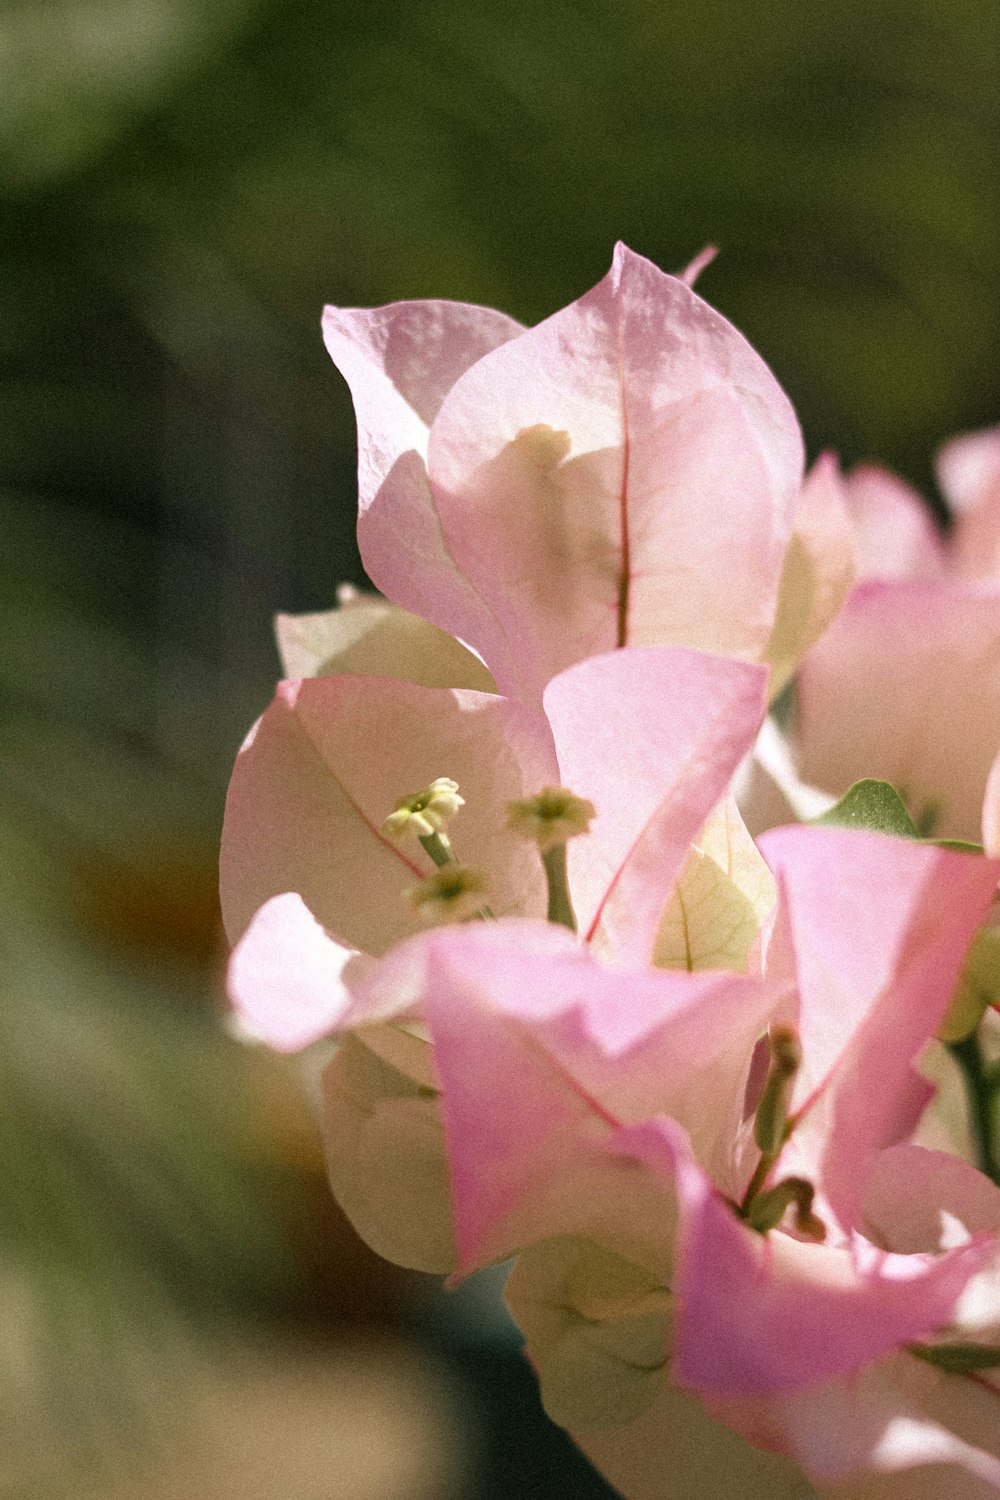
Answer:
[221,245,1000,1498]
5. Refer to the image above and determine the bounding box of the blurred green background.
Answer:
[2,0,998,1494]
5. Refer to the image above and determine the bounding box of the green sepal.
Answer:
[909,1341,1000,1374]
[940,910,1000,1043]
[813,780,918,839]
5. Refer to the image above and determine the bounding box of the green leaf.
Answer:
[813,780,919,839]
[910,1341,1000,1374]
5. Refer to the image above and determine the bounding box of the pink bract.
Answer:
[324,243,803,705]
[222,646,769,1048]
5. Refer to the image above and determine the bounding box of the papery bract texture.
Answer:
[795,581,1000,841]
[220,674,555,954]
[613,1117,993,1399]
[758,827,1000,1206]
[545,648,769,961]
[325,244,803,704]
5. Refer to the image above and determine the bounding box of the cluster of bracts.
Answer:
[221,245,1000,1498]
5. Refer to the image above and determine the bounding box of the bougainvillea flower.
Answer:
[301,826,1000,1490]
[838,464,946,582]
[541,1141,1000,1496]
[835,424,1000,587]
[937,421,1000,580]
[222,644,769,1027]
[222,645,768,966]
[323,244,812,705]
[413,825,998,1271]
[795,580,1000,840]
[308,823,996,1283]
[491,829,1000,1492]
[223,645,769,1273]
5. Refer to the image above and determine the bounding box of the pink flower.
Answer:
[222,645,770,1043]
[938,422,1000,581]
[458,827,1000,1493]
[835,425,1000,586]
[796,579,1000,841]
[327,824,1000,1493]
[222,645,769,1273]
[221,243,1000,1496]
[793,440,1000,841]
[322,244,829,706]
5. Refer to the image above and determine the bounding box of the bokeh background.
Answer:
[2,1,998,1494]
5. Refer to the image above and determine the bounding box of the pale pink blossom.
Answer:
[316,824,1000,1494]
[938,422,1000,580]
[793,436,1000,840]
[222,645,769,1044]
[839,465,945,582]
[795,580,1000,841]
[498,829,1000,1494]
[323,244,809,705]
[222,643,773,1278]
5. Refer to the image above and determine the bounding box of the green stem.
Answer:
[947,1030,1000,1187]
[542,844,578,932]
[738,1151,776,1217]
[419,831,454,868]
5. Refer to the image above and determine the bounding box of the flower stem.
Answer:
[947,1030,1000,1187]
[542,844,578,932]
[419,831,455,868]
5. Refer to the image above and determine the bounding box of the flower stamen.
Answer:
[408,865,491,926]
[383,777,464,868]
[507,786,596,933]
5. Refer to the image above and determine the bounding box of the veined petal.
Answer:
[652,795,777,975]
[795,580,1000,842]
[322,298,523,674]
[425,243,802,702]
[542,646,769,961]
[220,675,555,954]
[365,920,779,1268]
[613,1118,994,1399]
[758,826,1000,1228]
